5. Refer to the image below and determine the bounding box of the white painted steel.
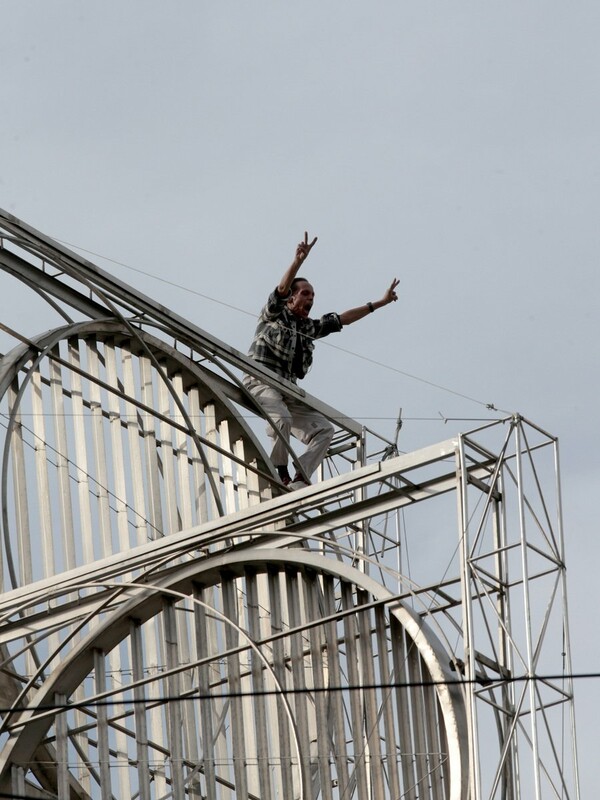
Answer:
[50,349,77,572]
[122,347,150,547]
[87,341,113,560]
[69,339,96,564]
[7,383,31,586]
[0,209,580,800]
[31,367,56,580]
[0,552,468,798]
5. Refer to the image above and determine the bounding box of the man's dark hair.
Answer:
[290,277,309,293]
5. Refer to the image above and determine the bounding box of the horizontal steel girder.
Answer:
[0,435,505,642]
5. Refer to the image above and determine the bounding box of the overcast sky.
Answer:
[2,2,599,794]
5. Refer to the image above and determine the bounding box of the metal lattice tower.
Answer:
[0,209,579,799]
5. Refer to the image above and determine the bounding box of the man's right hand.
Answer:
[295,231,318,263]
[278,231,318,297]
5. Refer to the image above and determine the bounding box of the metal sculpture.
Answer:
[0,209,579,799]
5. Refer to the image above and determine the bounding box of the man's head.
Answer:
[287,277,314,319]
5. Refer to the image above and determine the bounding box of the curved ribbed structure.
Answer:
[0,552,468,799]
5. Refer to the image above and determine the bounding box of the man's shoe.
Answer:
[277,466,292,487]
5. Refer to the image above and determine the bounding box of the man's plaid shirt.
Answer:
[247,287,343,383]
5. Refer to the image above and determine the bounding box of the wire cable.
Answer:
[0,671,590,718]
[55,237,502,411]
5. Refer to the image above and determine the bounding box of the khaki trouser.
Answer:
[244,377,334,480]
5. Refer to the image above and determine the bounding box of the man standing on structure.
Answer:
[244,232,400,490]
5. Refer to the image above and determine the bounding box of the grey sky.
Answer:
[2,2,599,793]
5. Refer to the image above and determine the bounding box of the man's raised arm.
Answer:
[277,231,318,296]
[339,278,400,326]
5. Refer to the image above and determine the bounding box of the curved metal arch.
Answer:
[0,317,277,480]
[0,320,283,591]
[0,576,308,800]
[0,548,468,800]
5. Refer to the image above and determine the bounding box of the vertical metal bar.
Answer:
[11,765,25,799]
[391,618,417,799]
[374,603,401,799]
[234,438,250,510]
[65,341,94,794]
[222,573,249,797]
[164,598,186,799]
[93,649,113,800]
[356,588,385,798]
[138,605,169,789]
[7,381,32,585]
[423,675,443,800]
[87,342,114,558]
[285,568,312,794]
[172,372,194,532]
[103,340,132,550]
[304,574,334,800]
[157,368,181,535]
[178,623,201,796]
[455,434,481,799]
[103,343,134,799]
[267,567,295,797]
[234,574,260,798]
[188,387,208,526]
[219,419,238,516]
[493,480,517,800]
[121,346,149,545]
[139,354,164,538]
[341,580,370,799]
[235,436,278,535]
[72,686,92,794]
[179,636,202,797]
[193,583,217,799]
[322,573,351,796]
[204,402,222,521]
[205,582,231,784]
[130,619,152,800]
[514,419,542,799]
[7,380,40,705]
[68,339,95,564]
[49,345,76,571]
[246,568,274,800]
[145,616,169,798]
[554,437,581,799]
[407,639,429,798]
[54,691,71,799]
[354,426,367,573]
[438,715,451,799]
[31,367,56,578]
[109,644,131,800]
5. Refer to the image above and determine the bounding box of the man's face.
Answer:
[287,280,314,319]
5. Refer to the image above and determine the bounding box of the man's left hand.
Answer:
[382,278,400,305]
